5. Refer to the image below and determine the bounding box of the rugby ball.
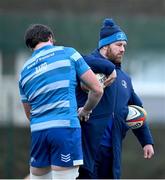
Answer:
[126,105,147,129]
[95,73,107,88]
[80,73,107,92]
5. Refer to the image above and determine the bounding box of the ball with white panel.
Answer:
[95,73,107,88]
[80,73,107,92]
[126,105,147,129]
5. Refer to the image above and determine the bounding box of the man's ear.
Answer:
[49,36,56,45]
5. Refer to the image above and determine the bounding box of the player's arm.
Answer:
[78,69,103,121]
[84,55,115,75]
[84,56,117,87]
[129,82,154,157]
[133,122,154,159]
[22,102,31,121]
[69,48,103,121]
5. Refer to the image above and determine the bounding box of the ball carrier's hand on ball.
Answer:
[104,69,116,87]
[81,70,116,92]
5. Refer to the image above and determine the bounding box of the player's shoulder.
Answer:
[63,47,83,62]
[63,46,77,54]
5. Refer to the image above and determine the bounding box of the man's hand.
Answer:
[104,69,116,87]
[78,107,92,122]
[143,144,154,159]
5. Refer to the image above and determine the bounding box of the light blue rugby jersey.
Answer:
[19,45,90,132]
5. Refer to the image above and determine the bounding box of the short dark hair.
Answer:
[24,24,55,49]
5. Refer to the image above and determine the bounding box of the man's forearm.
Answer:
[83,90,103,112]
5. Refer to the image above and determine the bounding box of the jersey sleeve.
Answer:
[69,48,90,77]
[83,55,115,75]
[132,121,154,146]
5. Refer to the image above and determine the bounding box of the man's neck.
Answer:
[33,41,53,51]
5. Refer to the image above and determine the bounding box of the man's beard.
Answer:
[106,49,122,63]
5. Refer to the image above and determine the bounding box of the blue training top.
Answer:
[19,45,90,132]
[76,49,154,178]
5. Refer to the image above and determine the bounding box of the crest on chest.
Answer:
[121,79,127,88]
